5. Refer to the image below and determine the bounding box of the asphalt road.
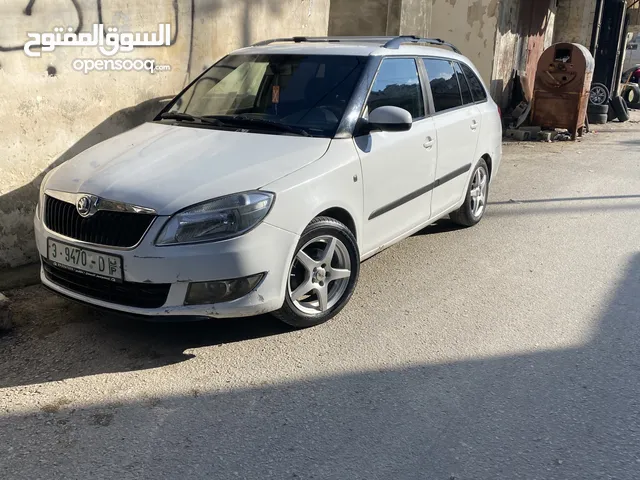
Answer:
[1,116,640,479]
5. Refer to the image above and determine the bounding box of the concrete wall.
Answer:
[544,6,556,49]
[397,0,432,38]
[329,0,500,99]
[0,0,330,270]
[328,0,394,35]
[430,0,499,87]
[490,0,556,108]
[328,0,431,37]
[491,0,521,107]
[554,0,598,46]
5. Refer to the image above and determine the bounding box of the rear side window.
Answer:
[453,62,473,105]
[460,63,487,102]
[368,58,425,119]
[422,58,463,113]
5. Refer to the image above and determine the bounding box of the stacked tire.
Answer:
[588,83,610,125]
[588,82,631,124]
[587,103,609,125]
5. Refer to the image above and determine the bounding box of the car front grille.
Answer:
[43,259,171,309]
[44,195,155,248]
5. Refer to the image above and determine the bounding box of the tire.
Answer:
[589,83,610,105]
[610,95,630,122]
[272,216,360,329]
[608,103,617,122]
[450,159,489,227]
[588,113,608,124]
[587,104,609,115]
[623,84,640,106]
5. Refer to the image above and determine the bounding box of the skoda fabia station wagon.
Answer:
[35,36,502,328]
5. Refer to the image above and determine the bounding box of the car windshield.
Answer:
[165,54,368,137]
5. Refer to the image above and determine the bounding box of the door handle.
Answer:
[423,137,435,149]
[470,120,479,131]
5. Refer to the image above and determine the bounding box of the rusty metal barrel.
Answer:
[531,43,595,139]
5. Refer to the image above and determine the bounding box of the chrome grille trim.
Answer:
[45,190,157,215]
[43,193,158,250]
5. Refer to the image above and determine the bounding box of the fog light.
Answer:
[184,273,265,306]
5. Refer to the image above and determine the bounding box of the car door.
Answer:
[354,57,438,256]
[422,58,482,218]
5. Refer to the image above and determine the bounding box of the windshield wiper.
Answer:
[160,112,197,122]
[160,112,227,127]
[204,115,311,137]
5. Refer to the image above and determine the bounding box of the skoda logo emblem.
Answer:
[76,196,93,217]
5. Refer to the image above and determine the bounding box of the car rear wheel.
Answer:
[450,159,489,227]
[273,217,360,329]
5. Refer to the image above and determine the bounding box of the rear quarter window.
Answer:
[460,63,487,103]
[453,62,473,105]
[422,58,463,113]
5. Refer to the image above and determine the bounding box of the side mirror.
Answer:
[366,106,413,133]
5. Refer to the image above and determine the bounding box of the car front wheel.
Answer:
[273,216,360,328]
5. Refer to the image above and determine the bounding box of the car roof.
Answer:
[232,38,469,63]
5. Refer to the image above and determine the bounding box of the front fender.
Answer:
[262,139,364,250]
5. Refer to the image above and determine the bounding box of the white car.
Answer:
[35,36,502,328]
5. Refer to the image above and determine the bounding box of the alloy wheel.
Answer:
[590,85,608,105]
[470,167,487,218]
[288,235,352,315]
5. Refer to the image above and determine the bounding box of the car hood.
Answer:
[46,122,331,215]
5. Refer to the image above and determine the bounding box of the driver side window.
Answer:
[367,58,425,120]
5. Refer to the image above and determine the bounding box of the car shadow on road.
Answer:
[0,216,480,389]
[3,191,639,390]
[1,254,639,478]
[413,217,467,236]
[0,290,291,389]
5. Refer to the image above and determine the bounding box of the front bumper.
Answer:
[35,214,299,319]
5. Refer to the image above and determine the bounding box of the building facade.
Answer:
[328,0,558,108]
[0,0,331,270]
[1,0,635,271]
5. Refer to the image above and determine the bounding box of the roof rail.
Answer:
[383,36,461,53]
[251,36,461,54]
[252,36,399,47]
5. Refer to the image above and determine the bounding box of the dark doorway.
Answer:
[592,0,628,96]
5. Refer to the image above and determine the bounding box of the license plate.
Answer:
[47,238,123,283]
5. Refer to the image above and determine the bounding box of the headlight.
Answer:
[155,191,274,245]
